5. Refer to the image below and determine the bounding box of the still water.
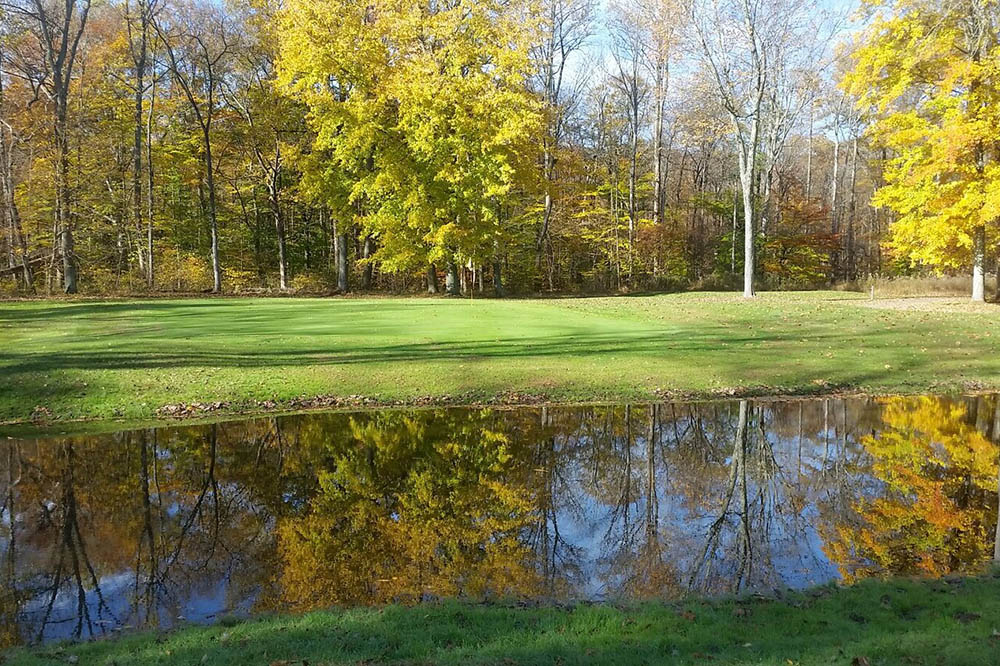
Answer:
[1,394,999,646]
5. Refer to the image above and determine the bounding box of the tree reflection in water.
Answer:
[0,395,997,646]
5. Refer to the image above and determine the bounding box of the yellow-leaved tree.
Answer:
[844,0,1000,301]
[277,0,541,294]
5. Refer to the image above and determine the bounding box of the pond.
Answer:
[1,394,998,647]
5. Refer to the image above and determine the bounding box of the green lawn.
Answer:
[2,291,999,428]
[7,574,1000,665]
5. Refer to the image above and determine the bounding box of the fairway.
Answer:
[2,291,999,426]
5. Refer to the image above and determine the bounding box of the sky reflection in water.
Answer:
[1,394,998,645]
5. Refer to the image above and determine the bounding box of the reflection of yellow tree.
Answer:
[823,397,999,583]
[277,411,542,609]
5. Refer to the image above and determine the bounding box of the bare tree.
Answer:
[642,0,682,229]
[156,1,238,293]
[607,0,650,284]
[685,0,830,297]
[2,0,91,293]
[531,0,594,289]
[0,43,33,289]
[123,0,160,288]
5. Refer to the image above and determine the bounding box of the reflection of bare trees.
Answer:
[1,442,23,648]
[527,407,585,596]
[35,443,116,642]
[1,421,281,645]
[3,396,996,644]
[689,400,752,590]
[133,429,159,626]
[684,400,790,595]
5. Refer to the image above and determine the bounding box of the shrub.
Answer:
[290,271,334,294]
[859,275,997,298]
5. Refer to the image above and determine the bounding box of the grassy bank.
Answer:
[2,291,999,428]
[6,574,1000,665]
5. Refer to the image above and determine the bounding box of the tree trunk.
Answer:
[972,225,985,302]
[56,98,77,294]
[829,131,840,281]
[337,232,349,292]
[738,147,755,298]
[652,60,667,228]
[426,263,438,294]
[741,180,754,298]
[271,180,287,290]
[628,100,638,284]
[0,86,32,289]
[446,261,460,296]
[492,260,503,297]
[360,235,373,290]
[805,103,813,200]
[537,147,554,285]
[202,126,221,293]
[847,136,859,281]
[145,73,155,289]
[130,6,151,286]
[132,43,145,282]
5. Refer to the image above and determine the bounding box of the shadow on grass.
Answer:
[3,297,998,424]
[0,324,945,374]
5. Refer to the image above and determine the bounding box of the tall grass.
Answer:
[850,275,997,298]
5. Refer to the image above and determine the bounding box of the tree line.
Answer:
[0,0,996,298]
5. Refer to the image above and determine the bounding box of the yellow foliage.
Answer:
[845,0,1000,271]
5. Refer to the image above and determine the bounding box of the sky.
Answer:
[577,0,866,81]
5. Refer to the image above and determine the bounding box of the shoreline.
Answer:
[4,380,998,438]
[6,572,1000,665]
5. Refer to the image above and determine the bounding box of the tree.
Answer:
[0,40,33,289]
[845,0,1000,301]
[123,0,159,287]
[607,0,648,285]
[279,0,540,295]
[686,0,831,297]
[156,0,238,293]
[685,0,769,297]
[2,0,92,293]
[643,0,681,231]
[531,0,594,288]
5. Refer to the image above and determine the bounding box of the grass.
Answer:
[6,573,1000,665]
[2,290,1000,430]
[862,275,998,298]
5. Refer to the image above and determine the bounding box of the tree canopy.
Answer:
[0,0,997,299]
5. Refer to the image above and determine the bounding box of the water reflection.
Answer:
[1,395,998,646]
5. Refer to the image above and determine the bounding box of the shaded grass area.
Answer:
[6,574,1000,665]
[2,291,1000,429]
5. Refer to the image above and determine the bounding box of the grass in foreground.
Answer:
[6,574,1000,665]
[2,291,1000,428]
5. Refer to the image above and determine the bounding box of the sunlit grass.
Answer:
[2,291,999,428]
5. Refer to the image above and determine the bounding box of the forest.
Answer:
[0,0,995,300]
